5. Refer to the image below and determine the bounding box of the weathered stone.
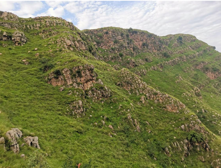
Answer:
[3,31,7,36]
[22,60,29,65]
[0,11,19,21]
[181,125,185,131]
[49,76,65,86]
[108,125,114,130]
[70,100,84,116]
[62,68,72,85]
[65,39,72,46]
[24,136,40,149]
[134,119,140,132]
[12,31,27,46]
[60,86,65,92]
[97,79,103,85]
[165,147,170,155]
[140,96,145,103]
[199,156,205,162]
[21,154,25,158]
[101,120,105,125]
[6,128,22,153]
[48,64,97,90]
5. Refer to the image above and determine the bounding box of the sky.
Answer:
[0,1,220,52]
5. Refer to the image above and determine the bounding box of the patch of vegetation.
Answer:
[114,39,118,44]
[163,52,170,58]
[119,53,123,57]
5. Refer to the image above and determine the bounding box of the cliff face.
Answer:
[0,11,221,168]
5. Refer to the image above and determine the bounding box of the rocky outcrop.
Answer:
[85,28,163,59]
[127,114,140,132]
[211,158,221,168]
[170,136,210,158]
[195,62,207,69]
[56,36,87,51]
[5,128,41,153]
[6,128,22,153]
[206,71,221,80]
[48,64,97,90]
[69,100,85,117]
[33,16,76,30]
[118,69,187,113]
[12,31,27,46]
[0,30,27,46]
[0,11,19,21]
[24,136,40,149]
[86,85,112,100]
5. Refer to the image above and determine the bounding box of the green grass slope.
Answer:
[0,12,221,168]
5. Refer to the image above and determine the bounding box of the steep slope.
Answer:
[0,11,221,168]
[84,27,221,137]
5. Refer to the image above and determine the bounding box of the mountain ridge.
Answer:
[0,11,221,167]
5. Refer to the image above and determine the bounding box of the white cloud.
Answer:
[0,1,16,11]
[38,5,64,17]
[45,1,67,8]
[11,1,44,18]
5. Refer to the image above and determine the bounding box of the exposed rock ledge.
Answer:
[0,31,27,46]
[5,128,40,153]
[48,64,97,90]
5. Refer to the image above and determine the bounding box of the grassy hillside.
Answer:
[0,12,221,168]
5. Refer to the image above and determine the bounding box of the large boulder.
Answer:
[12,31,27,46]
[48,64,97,90]
[6,128,22,153]
[24,136,40,149]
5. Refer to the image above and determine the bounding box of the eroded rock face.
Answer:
[118,68,186,113]
[0,30,27,45]
[6,128,22,153]
[86,86,112,100]
[206,71,221,80]
[127,114,140,132]
[70,100,84,116]
[169,137,210,158]
[211,158,221,167]
[24,136,40,149]
[85,29,162,58]
[12,31,27,46]
[49,75,65,86]
[0,11,19,21]
[48,64,97,90]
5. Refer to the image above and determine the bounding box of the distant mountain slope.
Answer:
[0,11,221,168]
